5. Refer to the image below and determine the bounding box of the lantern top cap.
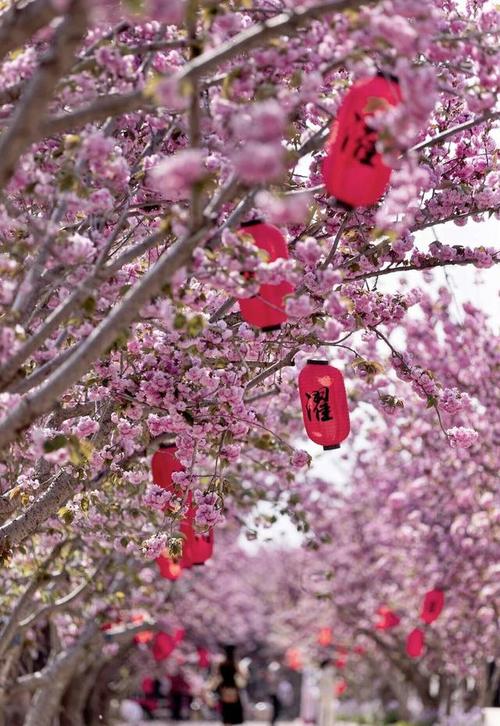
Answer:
[306,359,329,365]
[240,218,265,228]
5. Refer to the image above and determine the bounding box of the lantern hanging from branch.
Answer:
[285,647,303,671]
[322,74,402,208]
[406,628,425,658]
[335,679,347,697]
[156,554,183,581]
[135,630,154,645]
[318,627,333,647]
[298,360,350,450]
[375,606,400,630]
[180,503,214,567]
[198,647,211,669]
[237,220,294,332]
[420,589,445,624]
[152,631,176,662]
[151,444,184,492]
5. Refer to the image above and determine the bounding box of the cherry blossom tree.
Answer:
[0,0,498,722]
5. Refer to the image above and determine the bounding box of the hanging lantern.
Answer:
[151,444,184,492]
[298,360,350,450]
[152,631,176,662]
[173,627,186,645]
[335,647,348,669]
[317,627,333,647]
[322,74,402,208]
[180,499,214,567]
[189,528,214,565]
[420,589,445,625]
[156,554,183,581]
[135,630,154,644]
[335,679,347,697]
[198,647,211,669]
[375,606,401,630]
[406,628,425,658]
[285,647,303,671]
[237,220,294,332]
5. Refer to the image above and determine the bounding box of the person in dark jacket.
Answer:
[216,645,246,725]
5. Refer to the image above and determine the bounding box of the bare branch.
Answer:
[245,347,299,392]
[41,90,150,137]
[177,0,376,86]
[412,109,500,153]
[345,255,499,282]
[0,0,59,65]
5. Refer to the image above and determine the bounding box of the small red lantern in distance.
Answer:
[152,445,184,492]
[135,630,154,644]
[318,627,333,647]
[375,606,401,630]
[335,679,347,697]
[238,220,294,332]
[198,647,211,669]
[152,631,176,662]
[322,74,402,208]
[420,589,445,625]
[298,360,350,450]
[285,647,303,671]
[406,628,425,658]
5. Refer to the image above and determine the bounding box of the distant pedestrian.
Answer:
[267,662,281,725]
[215,644,246,725]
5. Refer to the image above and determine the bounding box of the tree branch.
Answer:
[0,0,87,190]
[0,0,59,65]
[41,90,150,137]
[345,255,499,282]
[177,0,376,86]
[245,347,299,392]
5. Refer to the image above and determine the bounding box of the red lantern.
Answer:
[173,627,185,644]
[156,554,183,580]
[180,500,214,567]
[190,528,214,565]
[285,647,303,671]
[198,647,211,669]
[237,220,294,331]
[420,589,444,625]
[322,75,402,208]
[152,631,176,662]
[135,630,154,644]
[406,628,425,658]
[335,647,348,669]
[335,679,347,697]
[151,445,184,492]
[318,627,333,647]
[375,606,401,630]
[298,360,350,450]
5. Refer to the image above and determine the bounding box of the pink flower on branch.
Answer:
[447,427,479,449]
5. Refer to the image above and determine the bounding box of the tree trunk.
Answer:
[23,623,100,726]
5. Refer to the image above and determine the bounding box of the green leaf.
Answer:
[82,296,96,314]
[43,434,68,453]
